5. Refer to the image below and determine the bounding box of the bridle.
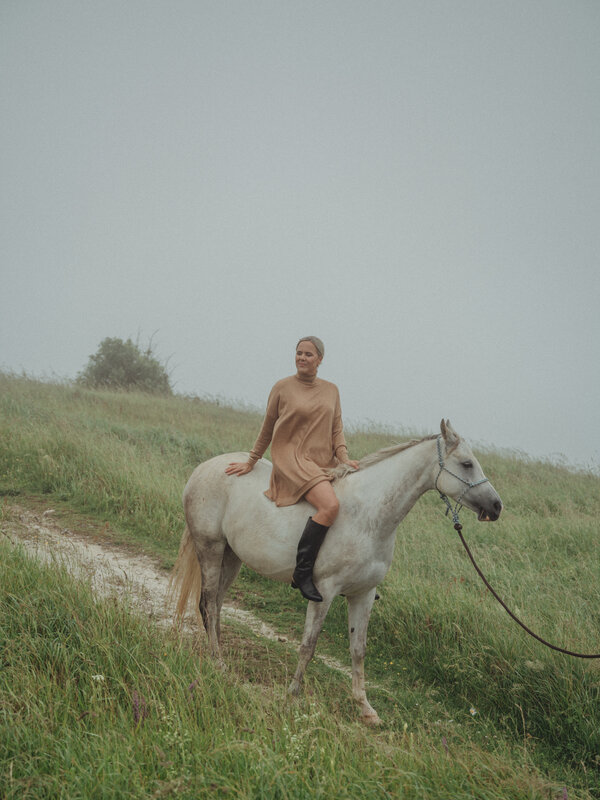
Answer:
[435,435,488,531]
[435,435,600,659]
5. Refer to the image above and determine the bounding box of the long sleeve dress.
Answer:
[247,373,350,507]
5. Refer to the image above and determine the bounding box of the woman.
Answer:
[225,336,359,602]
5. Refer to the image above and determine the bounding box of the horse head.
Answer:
[435,419,502,523]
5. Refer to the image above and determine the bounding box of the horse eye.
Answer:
[462,460,474,469]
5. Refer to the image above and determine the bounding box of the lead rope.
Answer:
[436,438,600,659]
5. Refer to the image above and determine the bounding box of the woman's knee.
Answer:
[317,494,340,526]
[305,483,340,526]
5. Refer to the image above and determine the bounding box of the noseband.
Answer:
[435,436,489,531]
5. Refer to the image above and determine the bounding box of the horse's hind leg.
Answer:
[198,542,242,654]
[347,589,381,725]
[288,597,333,696]
[197,539,229,656]
[215,544,242,643]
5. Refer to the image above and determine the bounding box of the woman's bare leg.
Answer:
[304,480,339,526]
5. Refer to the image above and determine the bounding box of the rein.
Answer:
[436,437,600,660]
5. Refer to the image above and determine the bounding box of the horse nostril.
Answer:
[493,500,502,515]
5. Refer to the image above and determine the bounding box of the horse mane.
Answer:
[328,433,443,481]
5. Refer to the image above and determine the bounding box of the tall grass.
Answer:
[1,372,600,796]
[0,541,579,799]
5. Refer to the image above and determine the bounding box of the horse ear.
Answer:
[440,419,459,446]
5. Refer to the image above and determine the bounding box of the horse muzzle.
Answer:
[478,501,502,522]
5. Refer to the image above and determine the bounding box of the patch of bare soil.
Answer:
[0,501,350,678]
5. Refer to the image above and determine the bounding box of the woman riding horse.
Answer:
[225,336,359,602]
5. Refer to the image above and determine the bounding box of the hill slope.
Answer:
[1,373,600,797]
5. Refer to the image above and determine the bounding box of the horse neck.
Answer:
[352,437,436,531]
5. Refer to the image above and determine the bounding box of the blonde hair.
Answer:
[296,336,324,358]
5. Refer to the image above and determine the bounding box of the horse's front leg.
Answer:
[288,597,333,696]
[347,588,381,725]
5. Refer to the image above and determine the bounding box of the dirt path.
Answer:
[1,501,351,678]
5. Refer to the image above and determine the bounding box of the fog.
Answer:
[2,1,599,469]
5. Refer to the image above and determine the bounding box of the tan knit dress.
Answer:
[248,374,350,507]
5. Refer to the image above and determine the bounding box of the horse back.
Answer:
[183,453,270,534]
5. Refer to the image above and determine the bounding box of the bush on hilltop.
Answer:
[77,336,172,394]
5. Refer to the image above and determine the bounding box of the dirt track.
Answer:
[1,502,350,677]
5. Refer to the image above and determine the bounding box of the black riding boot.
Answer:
[291,516,329,602]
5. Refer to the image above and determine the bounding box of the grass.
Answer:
[1,372,600,797]
[0,541,577,799]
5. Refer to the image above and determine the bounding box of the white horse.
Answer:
[171,420,502,724]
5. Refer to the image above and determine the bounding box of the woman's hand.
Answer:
[345,459,360,470]
[225,461,254,477]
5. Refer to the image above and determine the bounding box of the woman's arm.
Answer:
[225,385,280,476]
[332,389,359,469]
[334,445,359,470]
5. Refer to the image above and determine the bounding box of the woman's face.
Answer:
[295,340,322,378]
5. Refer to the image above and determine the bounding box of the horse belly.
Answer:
[232,536,295,581]
[222,482,305,582]
[226,521,296,581]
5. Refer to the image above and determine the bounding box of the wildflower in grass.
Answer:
[281,704,321,762]
[469,707,477,716]
[91,674,105,682]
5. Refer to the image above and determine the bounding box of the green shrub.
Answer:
[77,337,172,394]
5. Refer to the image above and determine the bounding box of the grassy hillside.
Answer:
[2,372,600,798]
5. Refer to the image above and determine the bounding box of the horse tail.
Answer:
[168,525,202,621]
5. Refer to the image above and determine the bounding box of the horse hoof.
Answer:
[361,712,383,726]
[287,680,301,697]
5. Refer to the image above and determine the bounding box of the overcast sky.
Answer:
[2,1,599,470]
